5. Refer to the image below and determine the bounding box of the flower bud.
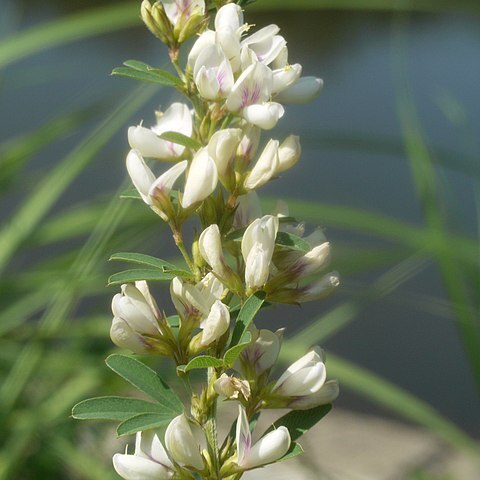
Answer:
[244,243,270,290]
[275,76,324,104]
[276,135,301,173]
[214,374,250,400]
[177,8,206,43]
[241,215,279,281]
[288,379,339,410]
[198,224,227,277]
[140,0,173,44]
[239,326,283,376]
[165,414,205,470]
[194,45,234,100]
[236,406,290,470]
[199,300,230,346]
[113,431,173,480]
[243,139,279,191]
[181,147,218,209]
[112,283,159,335]
[298,271,340,302]
[208,128,242,191]
[274,347,326,397]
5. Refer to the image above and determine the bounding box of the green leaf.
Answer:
[223,331,252,365]
[112,61,182,87]
[275,231,310,252]
[72,396,166,421]
[229,292,266,348]
[166,315,180,328]
[108,269,175,285]
[106,354,182,414]
[117,413,174,437]
[280,442,304,462]
[162,268,194,279]
[159,131,202,150]
[180,356,225,373]
[109,252,177,271]
[269,404,332,442]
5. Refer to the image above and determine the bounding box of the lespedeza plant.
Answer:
[73,1,340,478]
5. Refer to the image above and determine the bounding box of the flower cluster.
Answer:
[73,2,340,480]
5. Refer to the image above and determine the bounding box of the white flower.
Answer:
[126,149,187,220]
[243,139,280,191]
[128,103,193,160]
[239,325,283,375]
[161,0,205,27]
[208,128,242,189]
[226,62,284,130]
[236,406,290,470]
[244,242,270,290]
[113,431,174,480]
[276,134,301,173]
[272,63,302,95]
[213,373,250,400]
[241,215,279,289]
[110,282,163,353]
[170,274,223,319]
[274,347,326,397]
[194,44,234,100]
[288,379,340,410]
[198,224,228,278]
[111,283,160,336]
[181,147,218,208]
[275,76,323,104]
[241,24,286,67]
[293,241,331,277]
[165,414,205,470]
[199,299,230,346]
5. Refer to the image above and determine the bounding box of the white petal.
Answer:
[200,300,230,346]
[208,128,242,178]
[275,76,324,104]
[215,3,243,33]
[165,415,204,470]
[240,427,290,469]
[182,148,218,208]
[110,317,149,354]
[289,380,340,410]
[126,150,156,204]
[235,406,251,466]
[276,135,301,173]
[188,30,216,68]
[272,63,302,95]
[244,139,280,190]
[128,126,173,160]
[245,243,270,289]
[113,453,172,480]
[148,160,187,198]
[242,102,284,130]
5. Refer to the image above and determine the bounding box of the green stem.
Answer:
[171,225,198,276]
[205,367,219,478]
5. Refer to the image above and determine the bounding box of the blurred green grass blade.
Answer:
[262,198,478,267]
[0,106,101,192]
[292,255,429,345]
[0,84,156,274]
[288,129,480,180]
[392,16,480,392]
[279,346,477,454]
[249,0,480,14]
[0,3,139,69]
[50,436,117,480]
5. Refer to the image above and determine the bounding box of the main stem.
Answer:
[205,367,219,478]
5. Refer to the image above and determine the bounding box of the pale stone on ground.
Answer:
[235,408,479,480]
